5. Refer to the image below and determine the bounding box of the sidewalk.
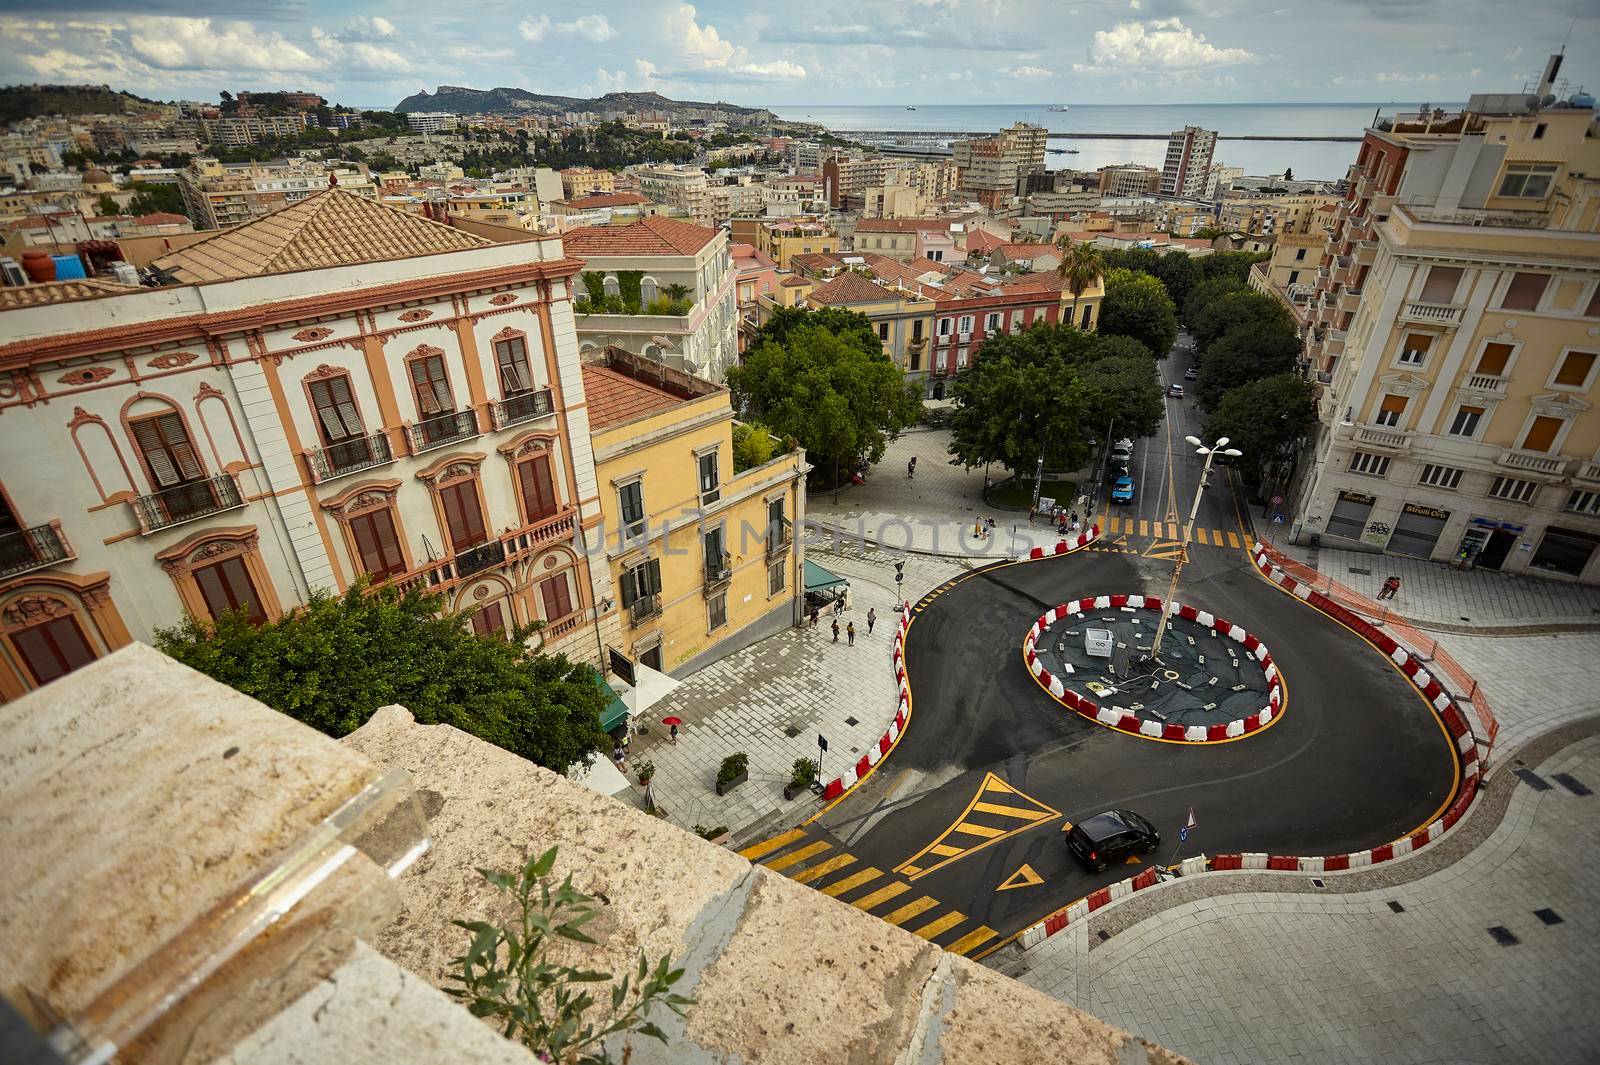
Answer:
[614,548,966,838]
[1012,731,1600,1065]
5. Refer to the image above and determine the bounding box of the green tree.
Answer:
[728,315,921,495]
[731,421,776,472]
[125,181,190,220]
[154,581,611,774]
[1282,167,1294,182]
[1080,354,1166,440]
[1097,268,1178,358]
[1203,373,1317,482]
[947,354,1090,474]
[94,194,120,216]
[1151,251,1201,311]
[1195,317,1302,410]
[1199,250,1268,287]
[1190,289,1291,355]
[1182,276,1247,330]
[1054,239,1104,330]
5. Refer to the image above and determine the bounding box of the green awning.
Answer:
[593,669,630,734]
[804,560,849,593]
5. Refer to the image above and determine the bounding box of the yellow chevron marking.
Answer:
[947,926,1000,956]
[911,911,967,941]
[851,881,912,912]
[738,828,806,861]
[893,772,1061,881]
[949,821,1005,839]
[763,840,830,872]
[881,896,941,926]
[791,854,855,885]
[819,866,882,898]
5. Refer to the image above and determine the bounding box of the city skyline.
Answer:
[0,1,1595,111]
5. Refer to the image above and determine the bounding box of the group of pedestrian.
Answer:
[971,516,997,541]
[812,598,877,648]
[1377,575,1402,601]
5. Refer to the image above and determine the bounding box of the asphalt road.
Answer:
[792,341,1462,957]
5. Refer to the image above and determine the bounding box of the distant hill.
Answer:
[0,83,161,124]
[394,85,772,122]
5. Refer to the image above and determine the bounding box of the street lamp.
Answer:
[1146,434,1244,663]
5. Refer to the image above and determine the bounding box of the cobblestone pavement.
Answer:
[1012,733,1600,1065]
[1442,630,1600,760]
[613,548,966,838]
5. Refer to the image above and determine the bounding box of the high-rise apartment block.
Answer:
[634,165,712,228]
[1160,126,1217,197]
[1292,61,1600,582]
[559,167,615,199]
[1097,164,1161,198]
[820,154,904,208]
[952,123,1048,209]
[177,158,377,229]
[404,113,459,134]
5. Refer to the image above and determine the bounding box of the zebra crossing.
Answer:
[1095,515,1247,549]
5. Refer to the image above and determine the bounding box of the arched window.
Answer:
[602,274,620,299]
[641,276,658,305]
[0,573,131,698]
[157,527,282,626]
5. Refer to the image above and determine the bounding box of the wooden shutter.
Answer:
[540,574,573,621]
[194,555,264,624]
[1419,266,1461,304]
[471,601,506,637]
[1554,350,1597,388]
[1475,343,1512,376]
[517,454,558,521]
[1379,394,1407,414]
[351,509,405,578]
[133,413,202,487]
[442,481,486,549]
[645,558,662,595]
[410,356,453,416]
[310,376,364,442]
[495,337,531,393]
[1402,333,1431,355]
[13,615,95,685]
[620,566,638,608]
[1522,415,1562,453]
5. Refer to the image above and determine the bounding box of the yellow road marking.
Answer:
[950,821,1005,838]
[791,854,855,884]
[1139,519,1149,536]
[881,896,941,926]
[738,828,805,861]
[971,800,1051,819]
[894,772,1062,881]
[820,866,882,897]
[928,843,966,857]
[1194,526,1210,545]
[947,926,1000,956]
[1227,531,1243,548]
[1124,855,1142,865]
[851,881,912,911]
[764,840,830,871]
[911,911,967,941]
[997,862,1044,891]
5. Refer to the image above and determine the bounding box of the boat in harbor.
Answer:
[1047,105,1069,112]
[906,105,917,110]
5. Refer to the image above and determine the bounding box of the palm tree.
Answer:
[663,283,692,302]
[1055,238,1103,331]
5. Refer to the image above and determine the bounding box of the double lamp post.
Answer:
[1146,435,1243,663]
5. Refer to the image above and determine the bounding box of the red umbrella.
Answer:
[661,716,683,726]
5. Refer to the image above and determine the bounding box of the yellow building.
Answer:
[756,219,839,271]
[1293,69,1600,582]
[583,348,807,675]
[797,271,936,381]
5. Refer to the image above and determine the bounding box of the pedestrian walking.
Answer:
[669,723,679,744]
[986,516,996,537]
[1028,503,1036,525]
[809,606,819,629]
[847,621,856,646]
[866,607,877,635]
[973,519,984,541]
[834,594,845,616]
[1378,575,1401,601]
[832,618,841,643]
[908,456,917,478]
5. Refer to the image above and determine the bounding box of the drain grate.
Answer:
[1534,908,1564,926]
[1097,930,1110,942]
[1487,925,1520,946]
[1310,877,1326,888]
[1348,566,1372,576]
[1513,768,1553,791]
[1552,773,1592,796]
[844,716,859,727]
[1387,901,1405,913]
[784,725,801,738]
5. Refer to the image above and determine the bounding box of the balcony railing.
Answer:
[492,387,554,430]
[131,474,246,534]
[629,592,662,625]
[1576,462,1600,485]
[0,521,73,578]
[305,431,394,484]
[704,551,732,591]
[1463,373,1508,395]
[456,538,507,579]
[391,506,576,596]
[407,410,479,454]
[1399,301,1465,327]
[1353,426,1411,450]
[767,517,792,557]
[1497,449,1564,476]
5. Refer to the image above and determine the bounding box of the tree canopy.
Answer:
[1203,374,1318,481]
[1097,268,1179,359]
[1191,288,1288,354]
[155,581,611,774]
[1194,315,1302,410]
[1182,276,1247,330]
[728,309,922,482]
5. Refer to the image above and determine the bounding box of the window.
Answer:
[1553,350,1598,389]
[698,451,720,504]
[707,591,726,631]
[193,555,265,624]
[440,480,487,550]
[1488,476,1538,504]
[768,559,786,595]
[1419,266,1462,305]
[876,322,890,342]
[13,614,95,685]
[619,481,646,538]
[309,376,365,444]
[409,355,454,417]
[494,335,533,395]
[539,573,574,621]
[1295,248,1307,261]
[470,601,507,637]
[620,558,661,609]
[1520,415,1563,453]
[985,312,1001,332]
[1497,163,1558,199]
[958,315,973,335]
[1398,334,1431,366]
[640,277,657,304]
[1419,464,1464,490]
[1567,490,1600,516]
[703,526,726,578]
[938,317,953,337]
[1475,343,1513,376]
[1374,394,1407,428]
[912,319,923,341]
[1585,286,1600,319]
[517,452,560,522]
[350,507,406,579]
[1288,270,1300,286]
[1081,304,1094,329]
[131,412,204,488]
[1501,272,1548,312]
[1533,123,1547,141]
[1348,452,1391,477]
[1448,405,1485,437]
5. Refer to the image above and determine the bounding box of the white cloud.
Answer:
[343,16,398,41]
[519,14,613,44]
[665,4,806,80]
[1504,45,1523,60]
[635,58,659,80]
[518,15,550,42]
[127,16,325,72]
[1006,65,1055,78]
[311,24,413,73]
[1082,18,1253,72]
[591,67,630,92]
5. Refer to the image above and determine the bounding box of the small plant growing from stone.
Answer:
[446,847,694,1063]
[693,824,729,840]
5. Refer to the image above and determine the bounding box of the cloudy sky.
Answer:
[0,0,1595,110]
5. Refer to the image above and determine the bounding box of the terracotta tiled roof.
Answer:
[790,252,846,276]
[150,188,493,284]
[563,216,719,257]
[581,364,686,429]
[779,274,812,287]
[963,229,1006,253]
[854,218,947,233]
[556,192,650,210]
[133,212,189,225]
[0,277,141,308]
[805,271,897,306]
[992,243,1059,259]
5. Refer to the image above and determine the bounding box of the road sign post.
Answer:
[816,733,828,792]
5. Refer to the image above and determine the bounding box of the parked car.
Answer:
[1184,367,1198,380]
[1168,384,1185,398]
[1111,476,1135,503]
[1066,809,1160,873]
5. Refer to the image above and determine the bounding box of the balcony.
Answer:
[0,521,73,578]
[1338,287,1363,314]
[629,592,662,625]
[1399,301,1465,327]
[492,387,554,430]
[407,410,479,454]
[1497,448,1564,476]
[131,474,246,534]
[704,551,732,591]
[1463,373,1508,396]
[392,507,576,596]
[767,516,792,557]
[1352,425,1412,450]
[455,538,507,579]
[1576,462,1600,485]
[305,430,394,484]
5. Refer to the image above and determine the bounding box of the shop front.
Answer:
[1456,517,1526,572]
[1387,502,1451,559]
[1324,490,1376,543]
[1529,526,1600,579]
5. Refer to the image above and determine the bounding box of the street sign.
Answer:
[1272,514,1285,524]
[1185,807,1197,829]
[1179,826,1189,842]
[818,734,829,753]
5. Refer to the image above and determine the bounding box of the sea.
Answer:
[764,102,1449,181]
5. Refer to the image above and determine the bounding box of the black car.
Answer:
[1066,809,1160,873]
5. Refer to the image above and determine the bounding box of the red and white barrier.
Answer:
[1015,522,1102,561]
[820,603,913,801]
[1021,595,1283,743]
